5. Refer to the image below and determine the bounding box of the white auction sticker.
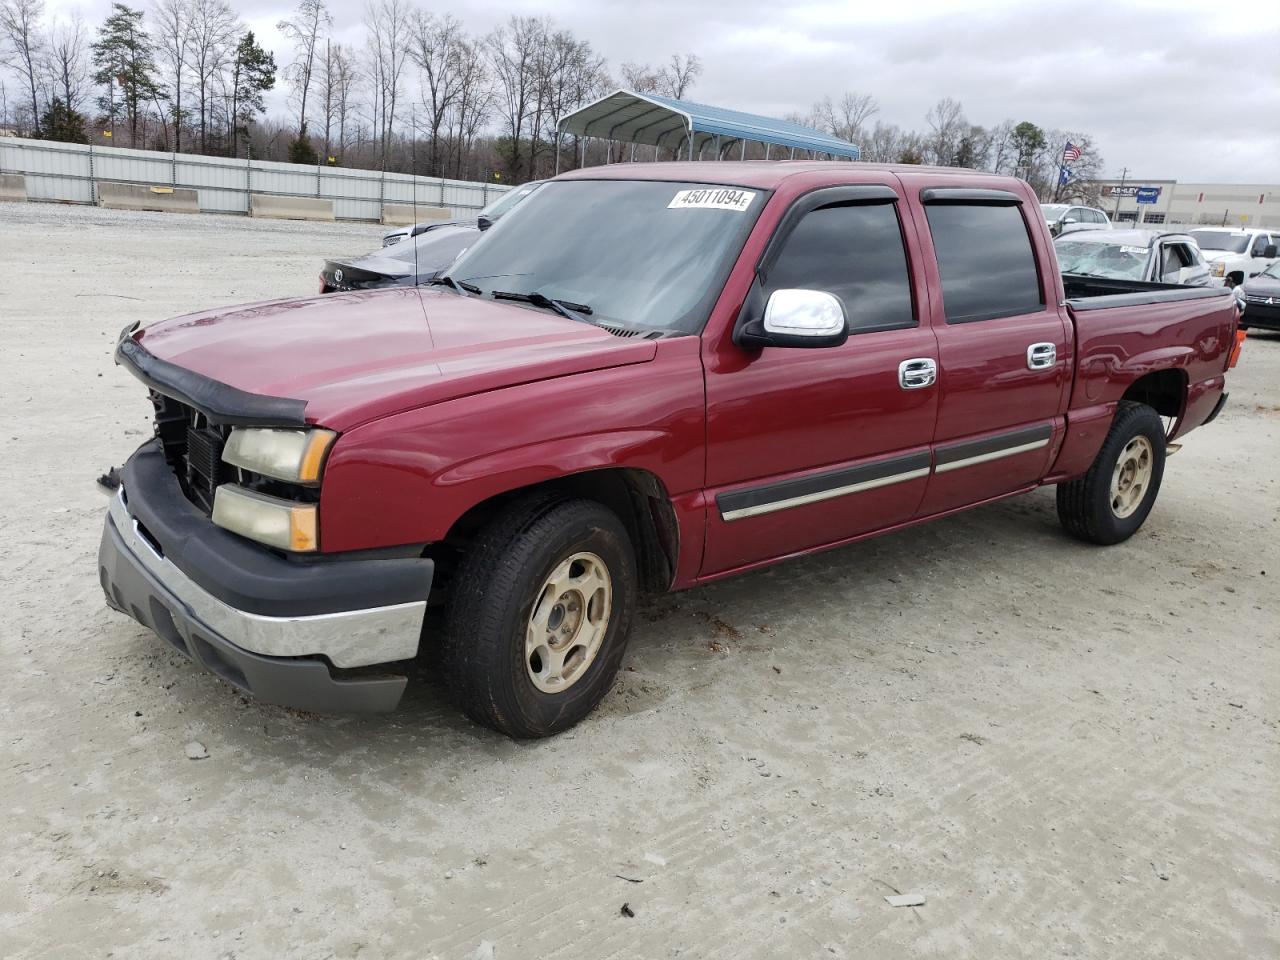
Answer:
[668,188,757,212]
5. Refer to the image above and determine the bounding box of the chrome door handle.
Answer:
[1027,342,1057,370]
[898,358,937,390]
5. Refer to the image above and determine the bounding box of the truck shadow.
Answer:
[320,491,1070,742]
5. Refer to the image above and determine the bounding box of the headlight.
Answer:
[222,428,336,485]
[211,485,318,552]
[1211,262,1225,277]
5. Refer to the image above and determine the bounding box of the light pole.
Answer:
[1113,166,1130,220]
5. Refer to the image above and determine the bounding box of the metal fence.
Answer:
[0,136,509,221]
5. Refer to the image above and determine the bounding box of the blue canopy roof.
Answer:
[558,89,860,160]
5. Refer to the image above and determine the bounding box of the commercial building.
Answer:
[1092,180,1280,229]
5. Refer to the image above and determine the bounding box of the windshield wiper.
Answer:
[426,275,481,296]
[492,290,594,324]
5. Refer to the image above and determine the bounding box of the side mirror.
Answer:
[737,289,848,349]
[476,215,494,231]
[1263,244,1277,258]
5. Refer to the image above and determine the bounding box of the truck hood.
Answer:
[133,288,658,430]
[1199,249,1236,263]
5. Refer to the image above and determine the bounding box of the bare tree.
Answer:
[658,52,700,99]
[0,0,45,135]
[411,11,464,176]
[487,15,547,181]
[619,60,660,93]
[362,0,411,166]
[44,11,90,115]
[924,96,967,166]
[319,39,356,160]
[812,91,877,146]
[986,119,1015,175]
[277,0,328,137]
[446,34,489,179]
[538,30,607,173]
[152,0,193,150]
[620,54,701,100]
[186,0,238,151]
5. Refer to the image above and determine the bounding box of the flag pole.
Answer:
[1053,139,1070,202]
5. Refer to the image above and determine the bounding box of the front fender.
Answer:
[317,338,706,553]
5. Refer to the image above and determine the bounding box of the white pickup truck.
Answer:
[1188,227,1279,287]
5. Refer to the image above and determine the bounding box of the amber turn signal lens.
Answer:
[298,430,337,484]
[1229,329,1247,369]
[211,485,319,552]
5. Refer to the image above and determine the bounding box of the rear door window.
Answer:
[924,202,1044,323]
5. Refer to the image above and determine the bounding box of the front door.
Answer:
[701,184,939,576]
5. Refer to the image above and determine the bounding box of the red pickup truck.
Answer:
[99,162,1238,737]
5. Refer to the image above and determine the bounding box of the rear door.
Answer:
[900,182,1072,516]
[701,183,938,575]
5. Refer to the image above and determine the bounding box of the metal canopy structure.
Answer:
[557,89,860,164]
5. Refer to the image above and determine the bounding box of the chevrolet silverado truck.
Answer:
[99,162,1240,738]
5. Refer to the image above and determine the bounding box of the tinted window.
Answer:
[925,203,1043,323]
[765,202,915,334]
[1088,209,1108,224]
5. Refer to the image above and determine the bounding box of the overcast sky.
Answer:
[40,0,1280,183]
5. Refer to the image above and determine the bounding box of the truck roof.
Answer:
[554,160,1023,191]
[1060,228,1197,248]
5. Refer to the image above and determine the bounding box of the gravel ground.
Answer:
[1,201,1277,959]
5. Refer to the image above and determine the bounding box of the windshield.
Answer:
[445,179,765,333]
[383,225,476,269]
[1040,204,1070,221]
[478,181,540,220]
[1189,231,1250,253]
[1056,238,1149,280]
[1261,261,1280,279]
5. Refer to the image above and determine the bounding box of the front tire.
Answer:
[1056,402,1167,545]
[441,495,637,738]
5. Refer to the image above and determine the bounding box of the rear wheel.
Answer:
[1056,402,1167,545]
[441,495,636,738]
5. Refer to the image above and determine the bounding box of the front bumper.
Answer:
[97,442,434,713]
[1241,303,1280,331]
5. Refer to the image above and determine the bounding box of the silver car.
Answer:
[382,180,543,247]
[1041,203,1112,238]
[1055,229,1214,286]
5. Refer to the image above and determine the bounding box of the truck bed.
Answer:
[1063,275,1236,442]
[1062,273,1229,310]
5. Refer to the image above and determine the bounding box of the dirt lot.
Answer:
[1,202,1276,959]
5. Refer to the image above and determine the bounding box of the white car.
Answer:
[1055,229,1214,287]
[1186,228,1279,287]
[1040,203,1112,238]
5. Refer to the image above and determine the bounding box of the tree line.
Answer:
[799,93,1106,202]
[0,0,1104,199]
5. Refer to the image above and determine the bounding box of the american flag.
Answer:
[1062,142,1082,163]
